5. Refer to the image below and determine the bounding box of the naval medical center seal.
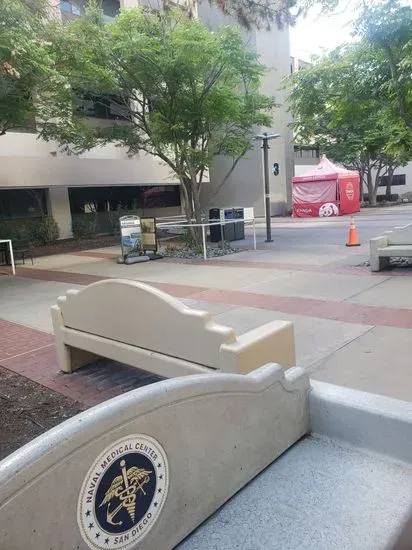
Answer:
[78,435,169,550]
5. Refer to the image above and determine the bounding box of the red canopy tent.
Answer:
[292,156,360,218]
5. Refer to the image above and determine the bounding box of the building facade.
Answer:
[0,0,294,239]
[199,2,294,216]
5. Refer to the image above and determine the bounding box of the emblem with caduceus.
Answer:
[100,459,152,525]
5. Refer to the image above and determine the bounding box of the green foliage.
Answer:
[107,211,121,236]
[0,221,27,241]
[40,8,276,242]
[183,231,198,249]
[26,216,60,245]
[0,0,66,135]
[210,0,339,31]
[289,1,412,205]
[354,0,412,133]
[71,214,97,240]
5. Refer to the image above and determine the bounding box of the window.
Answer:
[294,146,319,159]
[0,189,47,220]
[69,186,181,214]
[61,1,119,19]
[379,174,406,187]
[60,1,82,15]
[74,91,129,121]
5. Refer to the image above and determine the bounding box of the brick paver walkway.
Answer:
[0,319,160,407]
[14,266,412,329]
[2,253,412,409]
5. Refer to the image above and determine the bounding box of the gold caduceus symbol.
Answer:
[100,459,152,526]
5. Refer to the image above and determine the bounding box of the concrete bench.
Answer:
[370,223,412,271]
[1,367,411,550]
[51,279,295,377]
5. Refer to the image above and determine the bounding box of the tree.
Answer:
[204,0,339,31]
[289,39,412,205]
[0,0,64,137]
[40,7,275,241]
[355,0,412,131]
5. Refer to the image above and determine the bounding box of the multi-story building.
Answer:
[0,0,294,239]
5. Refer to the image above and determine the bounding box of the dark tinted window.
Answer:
[379,174,406,186]
[0,189,47,220]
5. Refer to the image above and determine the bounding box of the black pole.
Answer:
[262,135,272,242]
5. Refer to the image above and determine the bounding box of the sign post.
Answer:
[120,215,142,262]
[140,217,158,253]
[119,215,162,264]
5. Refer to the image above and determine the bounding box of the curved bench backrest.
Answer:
[57,279,236,369]
[386,223,412,245]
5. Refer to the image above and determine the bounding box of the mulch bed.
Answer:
[0,367,85,461]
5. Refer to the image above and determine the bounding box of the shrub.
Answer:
[26,217,60,245]
[107,211,121,235]
[72,214,97,240]
[0,222,27,242]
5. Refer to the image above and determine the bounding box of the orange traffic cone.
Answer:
[346,216,360,247]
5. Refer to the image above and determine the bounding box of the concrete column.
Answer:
[47,187,73,239]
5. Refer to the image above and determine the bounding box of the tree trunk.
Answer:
[366,169,377,206]
[181,176,202,248]
[385,166,394,202]
[358,167,365,202]
[372,164,385,207]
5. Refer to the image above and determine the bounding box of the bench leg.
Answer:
[51,306,101,373]
[380,257,390,271]
[371,255,390,272]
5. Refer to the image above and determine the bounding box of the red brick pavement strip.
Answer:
[15,267,104,285]
[163,256,412,277]
[13,265,412,329]
[15,266,208,297]
[65,249,412,277]
[189,288,412,329]
[0,320,157,407]
[0,319,54,361]
[68,251,118,259]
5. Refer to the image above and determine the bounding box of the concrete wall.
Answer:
[48,187,73,239]
[0,133,177,189]
[198,3,293,217]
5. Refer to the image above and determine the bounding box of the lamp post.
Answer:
[254,132,281,242]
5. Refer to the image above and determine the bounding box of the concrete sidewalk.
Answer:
[0,207,411,403]
[178,435,412,550]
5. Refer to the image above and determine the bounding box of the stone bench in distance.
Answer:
[370,222,412,271]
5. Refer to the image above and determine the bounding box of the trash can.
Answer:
[223,208,235,241]
[209,208,222,243]
[233,207,245,240]
[209,208,236,242]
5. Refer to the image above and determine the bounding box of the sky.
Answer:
[290,0,412,62]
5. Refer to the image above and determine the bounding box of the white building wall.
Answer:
[0,133,177,189]
[48,187,73,239]
[198,2,293,216]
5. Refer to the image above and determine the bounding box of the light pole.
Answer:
[254,132,281,243]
